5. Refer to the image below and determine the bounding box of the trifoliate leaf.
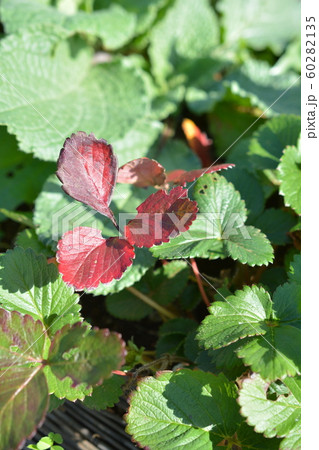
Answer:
[126,369,241,449]
[0,247,81,334]
[0,309,49,450]
[0,29,149,161]
[197,285,300,380]
[152,174,273,266]
[225,61,301,117]
[48,323,125,388]
[83,374,125,410]
[238,374,301,449]
[217,0,300,54]
[278,145,301,215]
[33,175,152,248]
[197,286,272,348]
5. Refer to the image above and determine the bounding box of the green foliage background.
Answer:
[0,0,301,449]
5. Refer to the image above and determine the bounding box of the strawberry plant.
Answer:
[0,0,301,449]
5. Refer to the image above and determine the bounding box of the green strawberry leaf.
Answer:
[148,0,219,84]
[223,167,265,220]
[278,145,301,215]
[0,247,81,335]
[225,61,301,117]
[238,374,301,449]
[0,127,55,216]
[126,369,241,449]
[152,174,274,266]
[226,226,274,266]
[217,0,300,54]
[156,318,197,357]
[0,28,149,161]
[15,229,53,258]
[83,374,125,410]
[197,284,300,380]
[247,115,301,171]
[251,208,297,245]
[1,0,137,50]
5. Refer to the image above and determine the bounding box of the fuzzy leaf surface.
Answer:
[1,0,136,50]
[238,374,301,449]
[225,61,301,117]
[0,247,80,334]
[126,369,241,449]
[0,30,149,160]
[149,0,219,83]
[57,227,135,290]
[56,131,118,223]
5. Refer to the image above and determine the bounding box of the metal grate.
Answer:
[24,401,137,450]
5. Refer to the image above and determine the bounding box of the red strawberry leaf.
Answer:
[56,131,118,228]
[57,227,135,290]
[117,157,166,188]
[166,164,234,186]
[125,186,198,248]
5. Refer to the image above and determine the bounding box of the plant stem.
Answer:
[126,286,177,320]
[190,258,211,307]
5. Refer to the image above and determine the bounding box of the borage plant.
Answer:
[56,131,233,290]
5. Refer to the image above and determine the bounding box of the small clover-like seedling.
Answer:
[27,432,63,450]
[56,131,233,290]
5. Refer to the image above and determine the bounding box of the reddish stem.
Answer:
[190,258,210,307]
